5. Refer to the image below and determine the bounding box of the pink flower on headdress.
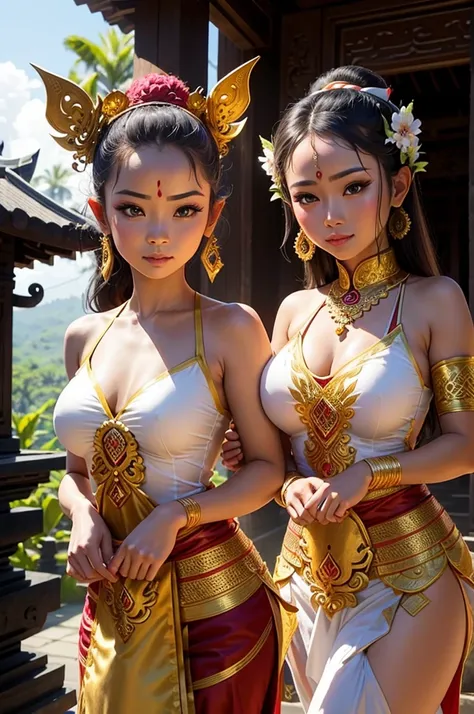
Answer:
[126,74,190,108]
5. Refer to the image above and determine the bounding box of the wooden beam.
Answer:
[210,0,273,49]
[133,0,210,89]
[469,6,474,315]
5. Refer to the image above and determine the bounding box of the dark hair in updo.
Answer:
[86,75,227,312]
[273,65,439,289]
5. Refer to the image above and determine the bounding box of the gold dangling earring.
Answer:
[388,206,411,240]
[294,229,315,261]
[201,233,223,283]
[100,234,114,281]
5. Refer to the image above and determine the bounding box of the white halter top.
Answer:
[261,283,433,478]
[54,294,230,504]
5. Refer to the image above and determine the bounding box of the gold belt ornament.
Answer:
[275,496,474,619]
[276,510,374,617]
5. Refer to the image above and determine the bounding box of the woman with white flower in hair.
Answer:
[223,65,474,714]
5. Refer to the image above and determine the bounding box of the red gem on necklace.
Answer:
[342,289,360,306]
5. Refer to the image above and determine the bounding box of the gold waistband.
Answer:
[275,496,474,617]
[176,528,281,623]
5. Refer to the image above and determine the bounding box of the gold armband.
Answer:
[364,456,402,491]
[177,497,202,531]
[274,472,304,508]
[431,356,474,416]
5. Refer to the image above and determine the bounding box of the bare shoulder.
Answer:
[64,307,119,376]
[279,287,326,340]
[409,275,469,320]
[200,295,266,338]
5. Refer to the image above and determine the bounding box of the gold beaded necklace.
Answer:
[327,248,408,336]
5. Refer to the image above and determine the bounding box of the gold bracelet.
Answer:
[177,496,202,531]
[364,456,402,491]
[275,472,304,508]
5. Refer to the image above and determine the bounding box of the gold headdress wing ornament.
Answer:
[32,57,259,171]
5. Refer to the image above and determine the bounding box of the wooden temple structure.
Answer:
[0,154,98,711]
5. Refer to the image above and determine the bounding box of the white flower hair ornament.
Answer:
[383,102,428,175]
[258,136,283,201]
[258,84,428,202]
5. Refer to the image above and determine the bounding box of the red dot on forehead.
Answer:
[316,170,323,180]
[157,180,162,198]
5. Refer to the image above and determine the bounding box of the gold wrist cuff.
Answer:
[177,496,202,531]
[365,456,402,491]
[275,472,303,508]
[431,356,474,416]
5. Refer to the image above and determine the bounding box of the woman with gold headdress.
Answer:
[35,60,296,713]
[223,65,474,714]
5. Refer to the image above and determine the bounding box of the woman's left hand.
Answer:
[303,461,372,525]
[108,503,187,581]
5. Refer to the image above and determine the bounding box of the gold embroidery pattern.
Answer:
[289,339,363,478]
[103,579,159,643]
[192,618,273,690]
[298,512,373,616]
[176,530,253,578]
[432,356,474,416]
[91,419,145,509]
[327,250,407,335]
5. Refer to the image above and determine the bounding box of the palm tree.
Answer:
[64,28,134,98]
[33,165,73,205]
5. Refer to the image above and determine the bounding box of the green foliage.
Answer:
[64,28,134,98]
[12,398,56,449]
[13,297,84,445]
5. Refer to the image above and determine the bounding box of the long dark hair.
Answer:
[87,104,226,312]
[273,65,439,288]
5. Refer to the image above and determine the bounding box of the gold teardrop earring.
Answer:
[388,206,411,240]
[201,233,223,283]
[100,234,114,281]
[294,229,316,261]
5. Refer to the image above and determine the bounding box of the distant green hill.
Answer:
[12,297,86,419]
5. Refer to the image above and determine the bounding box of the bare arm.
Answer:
[187,304,284,522]
[58,317,116,583]
[391,277,474,484]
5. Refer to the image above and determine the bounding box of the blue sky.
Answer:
[2,0,218,304]
[1,0,110,81]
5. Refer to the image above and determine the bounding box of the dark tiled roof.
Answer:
[74,0,135,33]
[0,167,99,266]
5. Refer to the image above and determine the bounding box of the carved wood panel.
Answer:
[337,7,470,74]
[281,9,322,107]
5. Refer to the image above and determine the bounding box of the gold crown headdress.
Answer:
[32,57,259,171]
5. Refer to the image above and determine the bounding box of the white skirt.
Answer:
[281,573,474,714]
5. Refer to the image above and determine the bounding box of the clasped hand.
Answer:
[285,461,372,526]
[67,500,186,583]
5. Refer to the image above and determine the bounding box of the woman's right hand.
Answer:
[221,426,244,471]
[286,476,330,525]
[67,499,118,583]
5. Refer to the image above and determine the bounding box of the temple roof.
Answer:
[0,167,99,268]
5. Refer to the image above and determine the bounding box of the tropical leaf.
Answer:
[42,494,64,535]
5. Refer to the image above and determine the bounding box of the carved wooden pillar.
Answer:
[0,234,17,453]
[133,0,210,292]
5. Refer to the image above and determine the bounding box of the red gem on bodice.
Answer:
[322,462,333,477]
[342,289,361,306]
[103,426,127,466]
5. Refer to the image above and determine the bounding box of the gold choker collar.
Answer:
[328,248,407,335]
